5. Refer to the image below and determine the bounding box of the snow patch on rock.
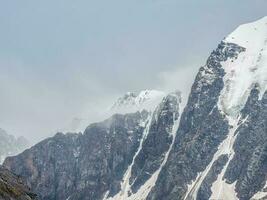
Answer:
[220,16,267,117]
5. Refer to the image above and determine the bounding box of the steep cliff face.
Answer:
[147,41,245,200]
[3,17,267,200]
[0,166,38,200]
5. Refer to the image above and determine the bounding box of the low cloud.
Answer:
[157,63,200,102]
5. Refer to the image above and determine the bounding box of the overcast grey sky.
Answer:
[0,0,267,143]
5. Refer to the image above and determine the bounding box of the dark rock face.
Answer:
[129,92,181,194]
[224,87,267,200]
[0,166,38,200]
[146,42,245,200]
[4,111,149,200]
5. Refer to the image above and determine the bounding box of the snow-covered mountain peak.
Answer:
[111,90,165,114]
[225,16,267,49]
[219,16,267,117]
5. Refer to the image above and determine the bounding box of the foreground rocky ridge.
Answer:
[3,17,267,200]
[0,166,37,200]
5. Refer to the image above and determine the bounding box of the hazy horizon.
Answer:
[1,0,267,143]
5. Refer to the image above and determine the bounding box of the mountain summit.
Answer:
[110,90,165,114]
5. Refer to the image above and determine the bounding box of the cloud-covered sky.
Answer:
[1,0,267,143]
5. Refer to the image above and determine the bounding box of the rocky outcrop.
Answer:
[0,166,38,200]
